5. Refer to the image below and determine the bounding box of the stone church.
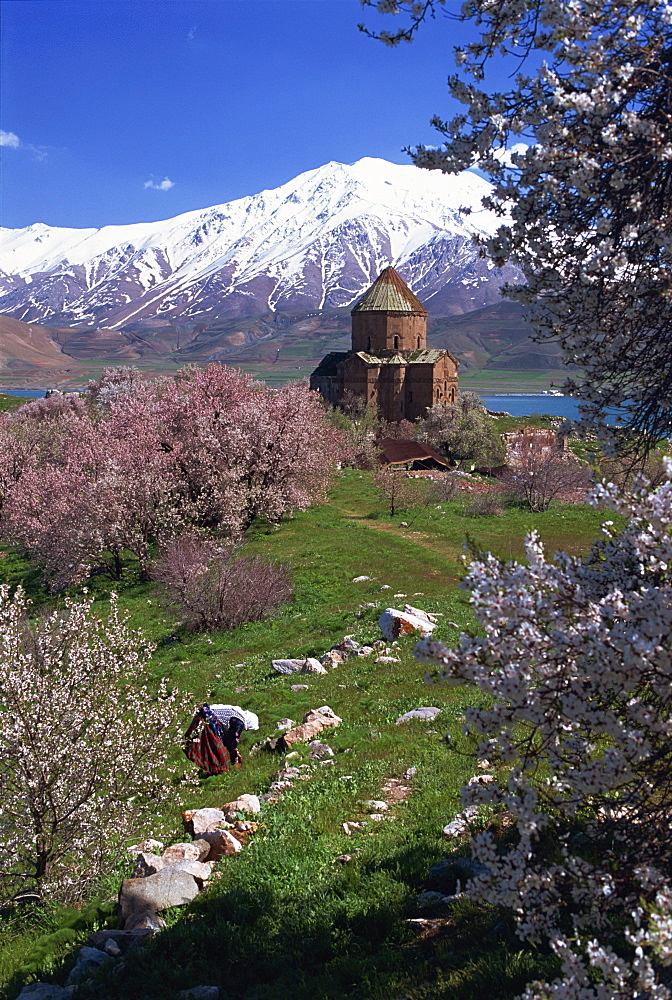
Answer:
[310,266,458,422]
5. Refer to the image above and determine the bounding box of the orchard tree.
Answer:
[417,393,505,469]
[363,0,672,454]
[416,471,672,998]
[0,588,189,902]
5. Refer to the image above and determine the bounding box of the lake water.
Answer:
[481,394,581,420]
[0,388,583,419]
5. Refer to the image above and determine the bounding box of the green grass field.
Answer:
[0,472,613,1000]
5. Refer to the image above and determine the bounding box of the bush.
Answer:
[464,493,504,517]
[153,534,293,632]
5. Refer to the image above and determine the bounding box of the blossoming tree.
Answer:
[0,588,188,902]
[363,0,672,453]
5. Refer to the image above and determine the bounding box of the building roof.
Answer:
[351,266,428,316]
[405,349,448,364]
[378,438,451,468]
[310,351,350,377]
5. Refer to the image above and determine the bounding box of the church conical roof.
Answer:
[351,266,427,315]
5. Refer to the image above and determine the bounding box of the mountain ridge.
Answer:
[0,158,520,330]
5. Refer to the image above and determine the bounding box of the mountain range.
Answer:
[0,158,560,384]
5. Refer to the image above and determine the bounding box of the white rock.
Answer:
[352,575,371,582]
[301,657,327,674]
[378,607,437,641]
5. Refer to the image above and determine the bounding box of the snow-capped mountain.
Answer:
[0,158,517,329]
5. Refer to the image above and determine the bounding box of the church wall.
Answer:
[352,311,427,354]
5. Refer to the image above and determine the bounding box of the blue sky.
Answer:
[1,0,481,229]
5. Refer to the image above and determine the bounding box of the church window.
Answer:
[367,337,371,352]
[417,336,421,349]
[394,335,399,350]
[408,390,413,403]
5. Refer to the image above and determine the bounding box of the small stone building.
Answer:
[310,267,458,422]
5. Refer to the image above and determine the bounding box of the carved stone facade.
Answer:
[310,267,458,422]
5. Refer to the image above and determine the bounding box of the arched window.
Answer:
[393,335,399,350]
[417,336,421,349]
[367,337,371,352]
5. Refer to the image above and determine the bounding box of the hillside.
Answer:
[0,300,566,391]
[0,471,609,1000]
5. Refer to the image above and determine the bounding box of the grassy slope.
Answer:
[0,473,611,1000]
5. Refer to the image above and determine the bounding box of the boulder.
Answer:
[301,657,327,674]
[379,607,437,641]
[280,706,341,748]
[183,809,228,835]
[442,807,478,840]
[276,718,294,730]
[89,928,153,949]
[290,684,309,692]
[165,838,211,861]
[177,988,220,1000]
[426,856,492,895]
[352,575,371,582]
[416,890,461,915]
[133,852,167,877]
[119,868,200,918]
[199,828,243,861]
[221,793,261,817]
[395,707,442,724]
[320,650,346,668]
[65,945,112,985]
[359,800,388,812]
[16,986,75,1000]
[127,838,163,855]
[123,910,166,933]
[271,658,305,675]
[308,741,334,759]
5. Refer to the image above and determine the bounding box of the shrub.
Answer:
[153,534,293,632]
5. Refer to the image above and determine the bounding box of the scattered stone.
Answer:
[15,985,75,1000]
[276,718,294,730]
[65,945,112,984]
[416,890,462,915]
[233,685,247,693]
[477,759,492,770]
[104,939,122,957]
[165,838,211,862]
[280,705,341,748]
[426,856,492,895]
[133,852,167,877]
[198,828,243,861]
[352,575,371,582]
[393,593,407,598]
[342,821,363,835]
[395,707,442,724]
[375,656,400,663]
[379,585,391,590]
[290,684,309,692]
[301,657,327,674]
[404,766,418,779]
[127,838,163,855]
[177,989,220,1000]
[368,813,387,822]
[122,910,166,933]
[184,808,228,835]
[221,793,261,817]
[442,811,477,839]
[119,868,200,918]
[356,646,374,657]
[271,658,305,675]
[468,773,495,786]
[89,928,153,949]
[320,650,346,668]
[379,606,437,641]
[308,740,334,759]
[336,854,352,864]
[360,800,388,812]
